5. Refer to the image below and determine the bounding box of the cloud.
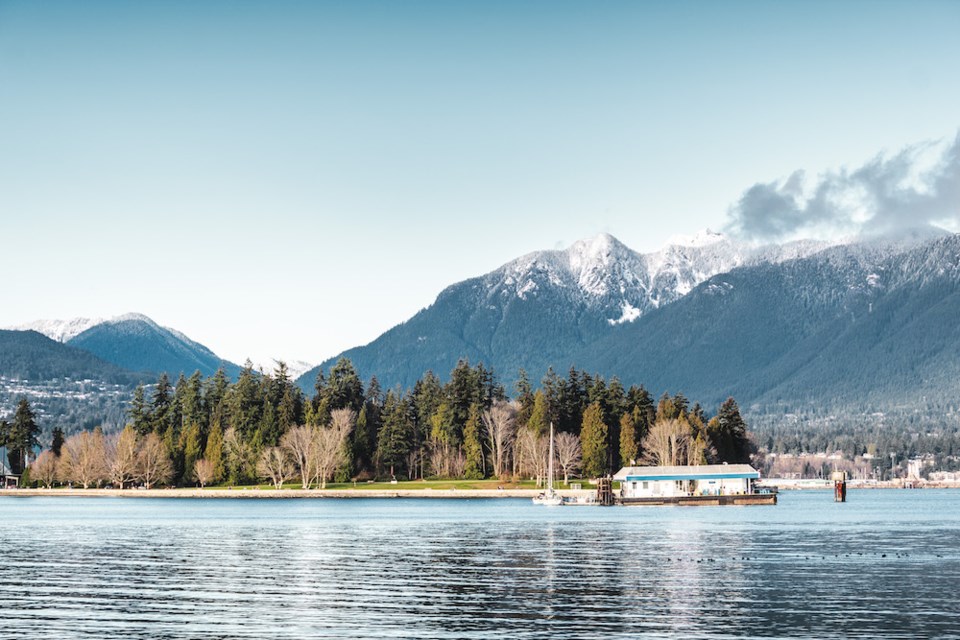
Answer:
[726,133,960,242]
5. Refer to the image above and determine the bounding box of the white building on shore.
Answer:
[614,464,761,500]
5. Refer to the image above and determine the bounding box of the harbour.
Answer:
[2,490,958,639]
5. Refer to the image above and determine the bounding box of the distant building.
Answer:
[614,464,765,503]
[0,459,19,488]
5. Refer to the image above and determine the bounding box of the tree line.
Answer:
[9,358,755,488]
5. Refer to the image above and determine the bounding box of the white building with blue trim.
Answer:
[614,464,763,501]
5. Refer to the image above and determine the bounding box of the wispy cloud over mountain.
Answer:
[726,133,960,242]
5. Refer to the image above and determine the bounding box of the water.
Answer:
[1,490,958,639]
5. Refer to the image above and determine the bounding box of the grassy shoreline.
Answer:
[0,478,590,499]
[3,480,958,498]
[0,487,571,499]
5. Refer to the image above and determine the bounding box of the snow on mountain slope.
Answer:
[487,230,834,327]
[9,317,104,342]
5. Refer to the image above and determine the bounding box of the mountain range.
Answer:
[4,226,959,432]
[9,313,241,380]
[300,226,959,423]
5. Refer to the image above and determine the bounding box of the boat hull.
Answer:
[620,493,777,506]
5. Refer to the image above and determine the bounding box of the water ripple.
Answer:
[1,492,959,638]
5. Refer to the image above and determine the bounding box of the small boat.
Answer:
[533,423,563,506]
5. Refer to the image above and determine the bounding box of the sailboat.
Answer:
[532,422,563,506]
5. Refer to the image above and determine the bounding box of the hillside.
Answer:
[298,232,828,391]
[0,330,142,385]
[68,313,242,379]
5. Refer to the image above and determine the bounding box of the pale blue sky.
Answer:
[1,0,959,367]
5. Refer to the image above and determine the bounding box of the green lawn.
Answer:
[201,478,570,491]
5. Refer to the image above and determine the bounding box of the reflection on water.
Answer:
[1,491,959,638]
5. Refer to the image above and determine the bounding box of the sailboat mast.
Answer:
[548,422,555,491]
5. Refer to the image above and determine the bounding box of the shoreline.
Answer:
[2,483,959,498]
[0,487,570,499]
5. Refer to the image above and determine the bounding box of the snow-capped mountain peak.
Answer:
[110,312,157,326]
[480,230,839,328]
[7,316,104,342]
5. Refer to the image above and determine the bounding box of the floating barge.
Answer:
[612,464,777,506]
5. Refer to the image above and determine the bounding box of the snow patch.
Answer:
[517,279,538,299]
[7,317,104,342]
[607,302,641,325]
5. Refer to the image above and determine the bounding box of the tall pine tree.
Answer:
[580,402,608,479]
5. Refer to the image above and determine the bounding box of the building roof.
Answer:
[614,464,760,481]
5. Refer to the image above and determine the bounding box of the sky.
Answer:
[1,0,959,367]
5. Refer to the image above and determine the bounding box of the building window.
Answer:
[642,481,648,490]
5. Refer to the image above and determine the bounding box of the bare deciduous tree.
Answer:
[554,432,582,485]
[429,442,464,478]
[282,425,316,488]
[109,426,139,489]
[686,434,711,466]
[311,424,350,489]
[516,428,548,486]
[329,408,357,434]
[194,458,215,488]
[257,447,294,489]
[31,450,59,488]
[483,401,516,478]
[138,432,174,489]
[642,419,689,467]
[60,430,108,489]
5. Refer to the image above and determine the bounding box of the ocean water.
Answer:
[0,490,958,639]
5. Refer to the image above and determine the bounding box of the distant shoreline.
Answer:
[2,483,958,498]
[0,487,556,499]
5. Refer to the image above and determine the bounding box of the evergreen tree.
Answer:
[7,397,40,474]
[541,367,561,427]
[376,391,413,478]
[672,392,690,419]
[277,384,300,435]
[463,403,485,479]
[325,358,365,414]
[353,404,373,477]
[619,410,639,466]
[129,384,152,436]
[411,372,443,479]
[259,396,280,446]
[366,376,383,408]
[181,423,203,484]
[51,426,65,457]
[205,422,224,483]
[162,424,184,484]
[182,371,206,435]
[170,373,188,437]
[527,390,549,437]
[557,367,586,433]
[656,393,679,422]
[230,362,262,438]
[447,359,479,431]
[709,398,754,463]
[205,368,230,427]
[429,402,458,446]
[580,402,608,479]
[151,373,173,434]
[514,369,535,428]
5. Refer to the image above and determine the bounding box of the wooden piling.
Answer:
[596,477,615,506]
[831,471,847,502]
